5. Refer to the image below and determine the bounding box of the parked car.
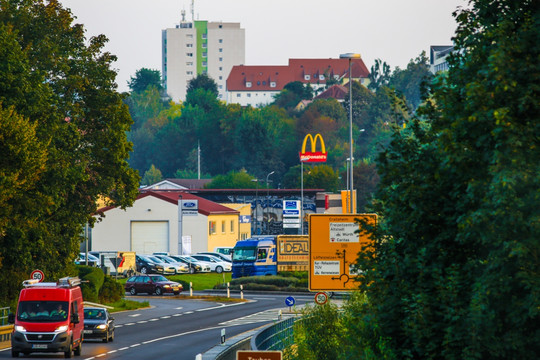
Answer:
[197,251,232,262]
[190,254,232,273]
[153,255,189,274]
[135,255,175,275]
[168,255,205,274]
[214,247,233,256]
[83,307,115,343]
[175,255,212,273]
[124,275,183,296]
[75,252,101,267]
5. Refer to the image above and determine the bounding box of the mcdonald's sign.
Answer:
[299,133,327,163]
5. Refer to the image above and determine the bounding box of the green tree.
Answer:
[368,59,391,91]
[357,0,540,358]
[205,170,257,189]
[186,73,218,97]
[128,68,162,93]
[388,52,432,110]
[0,0,139,303]
[141,165,163,186]
[303,165,339,192]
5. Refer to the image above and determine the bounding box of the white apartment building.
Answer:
[162,18,245,102]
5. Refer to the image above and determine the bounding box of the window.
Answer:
[186,62,193,66]
[219,57,223,62]
[319,75,325,81]
[236,93,241,97]
[221,221,225,233]
[304,75,311,80]
[247,93,251,98]
[209,221,216,235]
[219,85,223,89]
[187,34,193,38]
[187,71,193,75]
[219,25,222,28]
[219,48,223,52]
[202,34,207,39]
[230,220,234,233]
[202,43,207,48]
[219,76,223,80]
[202,61,207,66]
[186,43,193,47]
[246,82,252,88]
[270,82,276,88]
[202,52,207,57]
[219,67,223,71]
[187,53,193,57]
[219,39,223,43]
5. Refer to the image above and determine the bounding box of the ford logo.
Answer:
[183,202,196,208]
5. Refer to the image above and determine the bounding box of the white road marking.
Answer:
[129,313,141,317]
[160,316,171,319]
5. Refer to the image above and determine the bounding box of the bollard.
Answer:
[278,309,282,321]
[220,328,226,344]
[240,284,243,300]
[227,282,230,298]
[195,354,202,360]
[190,282,193,297]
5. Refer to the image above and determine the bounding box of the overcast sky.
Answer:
[59,0,466,93]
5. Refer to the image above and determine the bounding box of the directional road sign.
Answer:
[285,296,296,307]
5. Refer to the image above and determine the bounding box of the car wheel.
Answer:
[64,340,72,358]
[215,266,223,274]
[74,340,82,356]
[102,334,109,343]
[173,291,180,295]
[140,266,148,274]
[11,350,19,358]
[130,287,137,295]
[155,287,162,296]
[189,267,195,274]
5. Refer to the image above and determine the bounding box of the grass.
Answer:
[106,298,150,312]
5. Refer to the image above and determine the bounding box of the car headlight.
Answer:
[164,285,171,288]
[96,324,107,330]
[56,325,68,332]
[15,325,26,332]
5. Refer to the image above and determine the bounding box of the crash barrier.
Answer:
[200,317,298,360]
[0,307,9,326]
[251,317,296,351]
[0,325,13,348]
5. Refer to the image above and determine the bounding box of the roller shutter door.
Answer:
[131,221,169,254]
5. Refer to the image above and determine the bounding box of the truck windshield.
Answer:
[18,301,69,322]
[233,247,257,261]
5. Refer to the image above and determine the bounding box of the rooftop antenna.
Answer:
[191,0,195,22]
[181,8,186,23]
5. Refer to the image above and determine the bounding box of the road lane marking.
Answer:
[160,316,171,319]
[128,313,141,317]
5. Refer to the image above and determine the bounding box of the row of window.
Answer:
[235,93,271,98]
[246,81,276,88]
[208,220,235,235]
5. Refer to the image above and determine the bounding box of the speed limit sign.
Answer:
[314,292,328,305]
[30,269,44,282]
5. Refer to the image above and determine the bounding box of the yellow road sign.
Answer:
[308,214,377,291]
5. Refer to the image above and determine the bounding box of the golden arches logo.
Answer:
[299,133,327,163]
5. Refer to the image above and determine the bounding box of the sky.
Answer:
[59,0,467,93]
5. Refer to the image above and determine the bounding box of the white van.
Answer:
[213,247,233,256]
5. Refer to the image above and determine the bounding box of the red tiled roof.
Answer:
[314,84,349,101]
[227,58,369,92]
[97,190,238,216]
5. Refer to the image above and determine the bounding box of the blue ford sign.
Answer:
[183,202,196,208]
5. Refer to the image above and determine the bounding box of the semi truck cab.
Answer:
[232,237,277,278]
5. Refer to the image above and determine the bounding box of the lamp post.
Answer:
[178,194,183,255]
[340,52,361,213]
[251,179,260,235]
[266,171,275,234]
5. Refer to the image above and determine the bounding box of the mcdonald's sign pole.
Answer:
[299,133,328,233]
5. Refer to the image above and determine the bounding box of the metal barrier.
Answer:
[251,317,297,351]
[0,307,9,326]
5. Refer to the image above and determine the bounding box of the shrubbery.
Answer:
[77,265,124,304]
[214,274,308,292]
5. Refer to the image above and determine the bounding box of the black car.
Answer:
[124,275,183,296]
[83,307,115,343]
[135,254,175,274]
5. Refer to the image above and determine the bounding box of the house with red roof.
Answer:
[226,57,369,107]
[91,190,245,255]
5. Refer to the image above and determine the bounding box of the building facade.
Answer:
[162,17,245,102]
[226,58,370,107]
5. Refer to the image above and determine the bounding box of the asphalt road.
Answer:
[0,292,315,360]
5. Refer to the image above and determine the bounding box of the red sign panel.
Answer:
[299,133,327,163]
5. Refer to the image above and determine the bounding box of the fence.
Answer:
[0,307,9,326]
[252,317,297,351]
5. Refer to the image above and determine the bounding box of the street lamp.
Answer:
[251,178,260,235]
[266,171,275,234]
[340,52,361,213]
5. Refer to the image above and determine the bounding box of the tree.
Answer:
[388,52,432,110]
[0,0,139,303]
[186,73,218,97]
[368,59,391,91]
[205,170,257,189]
[128,68,162,93]
[357,0,540,358]
[141,165,163,186]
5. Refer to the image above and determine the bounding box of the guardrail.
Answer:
[251,317,297,351]
[0,307,9,326]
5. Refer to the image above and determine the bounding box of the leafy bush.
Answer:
[98,276,124,303]
[78,266,104,302]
